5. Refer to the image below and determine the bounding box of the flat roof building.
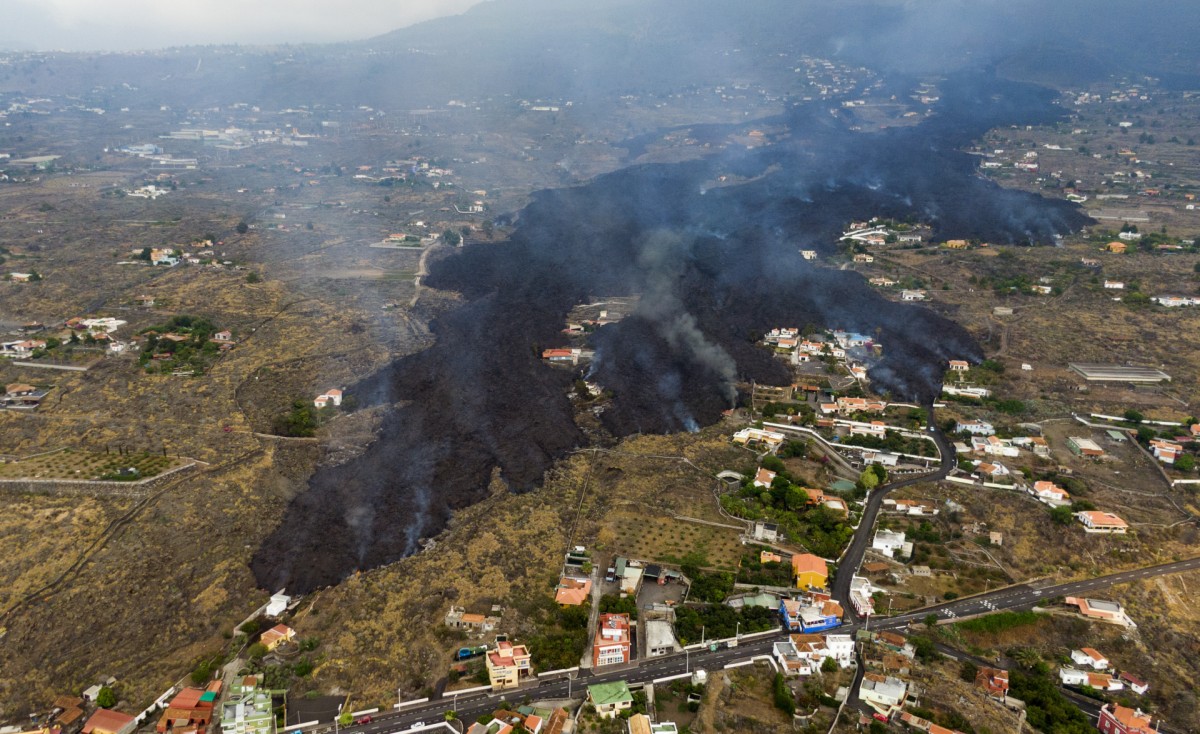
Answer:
[1069,363,1170,383]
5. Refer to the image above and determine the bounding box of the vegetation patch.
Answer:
[0,449,184,481]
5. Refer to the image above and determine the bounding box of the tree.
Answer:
[1176,454,1195,472]
[924,613,939,628]
[960,660,979,683]
[821,656,838,673]
[859,468,880,491]
[248,642,268,660]
[1049,506,1074,525]
[245,271,261,283]
[444,711,457,722]
[442,229,462,246]
[96,686,117,709]
[236,221,249,234]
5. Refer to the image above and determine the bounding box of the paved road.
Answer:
[871,554,1200,630]
[831,419,956,608]
[323,554,1199,734]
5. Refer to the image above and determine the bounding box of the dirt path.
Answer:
[409,242,443,307]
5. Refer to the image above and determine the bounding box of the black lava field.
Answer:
[252,73,1090,593]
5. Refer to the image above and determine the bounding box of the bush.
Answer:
[772,673,795,716]
[96,686,117,709]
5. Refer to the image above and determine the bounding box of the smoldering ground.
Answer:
[252,70,1088,593]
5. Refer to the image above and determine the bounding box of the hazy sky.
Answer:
[2,0,487,51]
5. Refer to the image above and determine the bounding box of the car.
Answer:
[355,717,372,725]
[409,723,425,730]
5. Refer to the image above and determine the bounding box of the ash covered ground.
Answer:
[252,72,1090,593]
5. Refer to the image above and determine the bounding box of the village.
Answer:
[2,24,1199,734]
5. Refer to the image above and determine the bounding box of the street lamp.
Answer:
[685,647,690,674]
[735,622,740,640]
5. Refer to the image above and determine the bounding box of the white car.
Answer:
[409,724,424,731]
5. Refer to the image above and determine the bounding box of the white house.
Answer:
[1104,280,1125,290]
[900,289,927,302]
[972,435,1019,458]
[1032,481,1071,507]
[265,592,292,617]
[956,420,995,436]
[872,529,912,559]
[859,674,908,716]
[1070,648,1109,670]
[1059,668,1089,686]
[314,389,343,409]
[1077,511,1128,534]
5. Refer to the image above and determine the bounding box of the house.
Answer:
[1032,481,1071,507]
[853,253,874,263]
[1032,285,1053,295]
[948,360,970,372]
[956,420,995,436]
[882,499,938,516]
[486,640,532,690]
[1070,648,1109,669]
[313,388,343,409]
[751,520,779,543]
[1149,439,1183,464]
[874,631,915,659]
[258,624,295,651]
[858,673,908,717]
[869,277,897,287]
[220,676,273,734]
[801,250,817,260]
[753,467,777,488]
[627,714,680,734]
[847,420,888,439]
[211,330,233,343]
[10,272,34,282]
[761,550,783,565]
[444,606,500,634]
[900,289,927,301]
[822,496,849,514]
[593,613,632,667]
[1087,673,1124,692]
[82,711,136,734]
[774,632,851,675]
[1104,280,1125,290]
[1059,668,1089,686]
[1118,672,1150,695]
[973,435,1019,458]
[587,681,634,718]
[974,667,1009,700]
[791,553,828,590]
[1067,436,1105,458]
[541,347,582,364]
[150,248,179,266]
[779,598,842,633]
[156,686,218,734]
[555,576,592,606]
[732,427,785,452]
[849,576,876,616]
[3,382,47,409]
[872,529,911,559]
[1098,704,1158,734]
[1064,597,1135,627]
[264,592,291,617]
[1105,241,1128,254]
[1077,511,1128,534]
